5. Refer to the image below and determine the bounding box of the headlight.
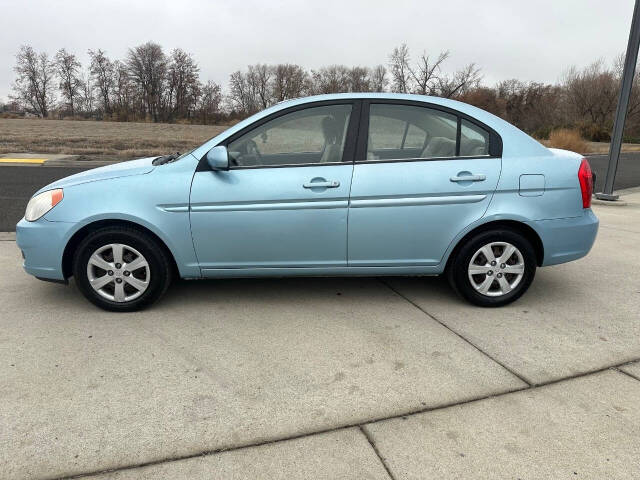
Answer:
[25,189,64,222]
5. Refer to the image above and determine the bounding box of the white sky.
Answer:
[0,0,636,101]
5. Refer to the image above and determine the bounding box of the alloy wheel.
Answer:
[86,243,150,302]
[467,241,525,297]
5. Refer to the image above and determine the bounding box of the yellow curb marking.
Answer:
[0,158,47,164]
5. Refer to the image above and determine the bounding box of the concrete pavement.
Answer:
[84,429,391,480]
[620,361,640,381]
[1,191,640,479]
[365,371,640,480]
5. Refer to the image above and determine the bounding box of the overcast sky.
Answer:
[0,0,636,101]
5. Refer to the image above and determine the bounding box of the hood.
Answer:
[37,157,156,193]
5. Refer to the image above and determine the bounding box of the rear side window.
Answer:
[460,119,490,156]
[365,103,493,161]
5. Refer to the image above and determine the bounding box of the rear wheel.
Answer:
[447,229,537,307]
[73,227,172,311]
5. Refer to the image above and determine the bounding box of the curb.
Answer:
[592,198,628,207]
[0,153,122,168]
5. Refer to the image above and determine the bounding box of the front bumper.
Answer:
[528,209,599,267]
[16,217,75,281]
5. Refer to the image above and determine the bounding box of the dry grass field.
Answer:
[0,118,229,160]
[2,118,640,162]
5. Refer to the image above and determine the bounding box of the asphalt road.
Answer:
[1,153,639,232]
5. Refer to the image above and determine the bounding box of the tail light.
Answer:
[578,158,593,208]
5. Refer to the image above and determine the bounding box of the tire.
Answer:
[72,226,172,312]
[446,228,537,307]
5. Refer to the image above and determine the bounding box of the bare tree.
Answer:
[79,69,94,115]
[388,44,412,93]
[167,48,200,120]
[126,42,167,122]
[271,64,309,101]
[311,65,351,94]
[247,64,272,109]
[112,60,134,120]
[198,80,222,124]
[492,79,563,135]
[11,45,56,117]
[369,65,388,92]
[437,63,482,98]
[564,60,618,127]
[347,66,371,92]
[88,49,115,116]
[54,48,82,116]
[228,70,258,114]
[410,51,449,95]
[613,54,640,117]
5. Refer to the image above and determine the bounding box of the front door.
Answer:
[348,102,502,266]
[190,102,357,273]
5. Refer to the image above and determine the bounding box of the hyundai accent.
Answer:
[16,93,599,311]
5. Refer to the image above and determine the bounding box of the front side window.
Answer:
[366,104,457,161]
[227,104,352,167]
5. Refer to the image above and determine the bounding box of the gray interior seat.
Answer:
[460,139,488,157]
[421,137,456,158]
[320,143,342,163]
[320,115,343,163]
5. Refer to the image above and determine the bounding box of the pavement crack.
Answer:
[359,425,397,480]
[379,279,533,387]
[612,366,640,382]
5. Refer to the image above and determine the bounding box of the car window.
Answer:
[227,104,352,167]
[404,124,428,149]
[460,119,490,156]
[367,104,457,161]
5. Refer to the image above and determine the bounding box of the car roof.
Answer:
[192,93,549,160]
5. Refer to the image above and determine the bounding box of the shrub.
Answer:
[547,128,588,153]
[578,122,611,142]
[531,125,553,140]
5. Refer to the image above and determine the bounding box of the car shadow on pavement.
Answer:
[158,275,458,309]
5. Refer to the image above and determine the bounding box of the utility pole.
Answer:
[596,0,640,201]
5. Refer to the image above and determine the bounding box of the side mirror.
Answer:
[206,146,229,171]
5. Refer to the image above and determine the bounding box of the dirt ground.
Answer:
[0,118,229,161]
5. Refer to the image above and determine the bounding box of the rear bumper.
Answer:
[15,218,74,281]
[528,209,599,267]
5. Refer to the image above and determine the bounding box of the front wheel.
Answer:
[446,229,537,307]
[73,227,172,312]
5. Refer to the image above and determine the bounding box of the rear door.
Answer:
[348,101,502,266]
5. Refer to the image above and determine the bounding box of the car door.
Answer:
[190,102,358,273]
[348,101,502,267]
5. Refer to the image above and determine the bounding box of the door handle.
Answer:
[450,174,486,182]
[303,180,340,188]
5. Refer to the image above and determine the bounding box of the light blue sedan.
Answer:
[16,94,598,311]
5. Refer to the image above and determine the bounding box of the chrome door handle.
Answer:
[450,174,486,182]
[303,180,340,188]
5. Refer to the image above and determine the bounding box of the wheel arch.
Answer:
[62,219,179,279]
[444,219,544,272]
